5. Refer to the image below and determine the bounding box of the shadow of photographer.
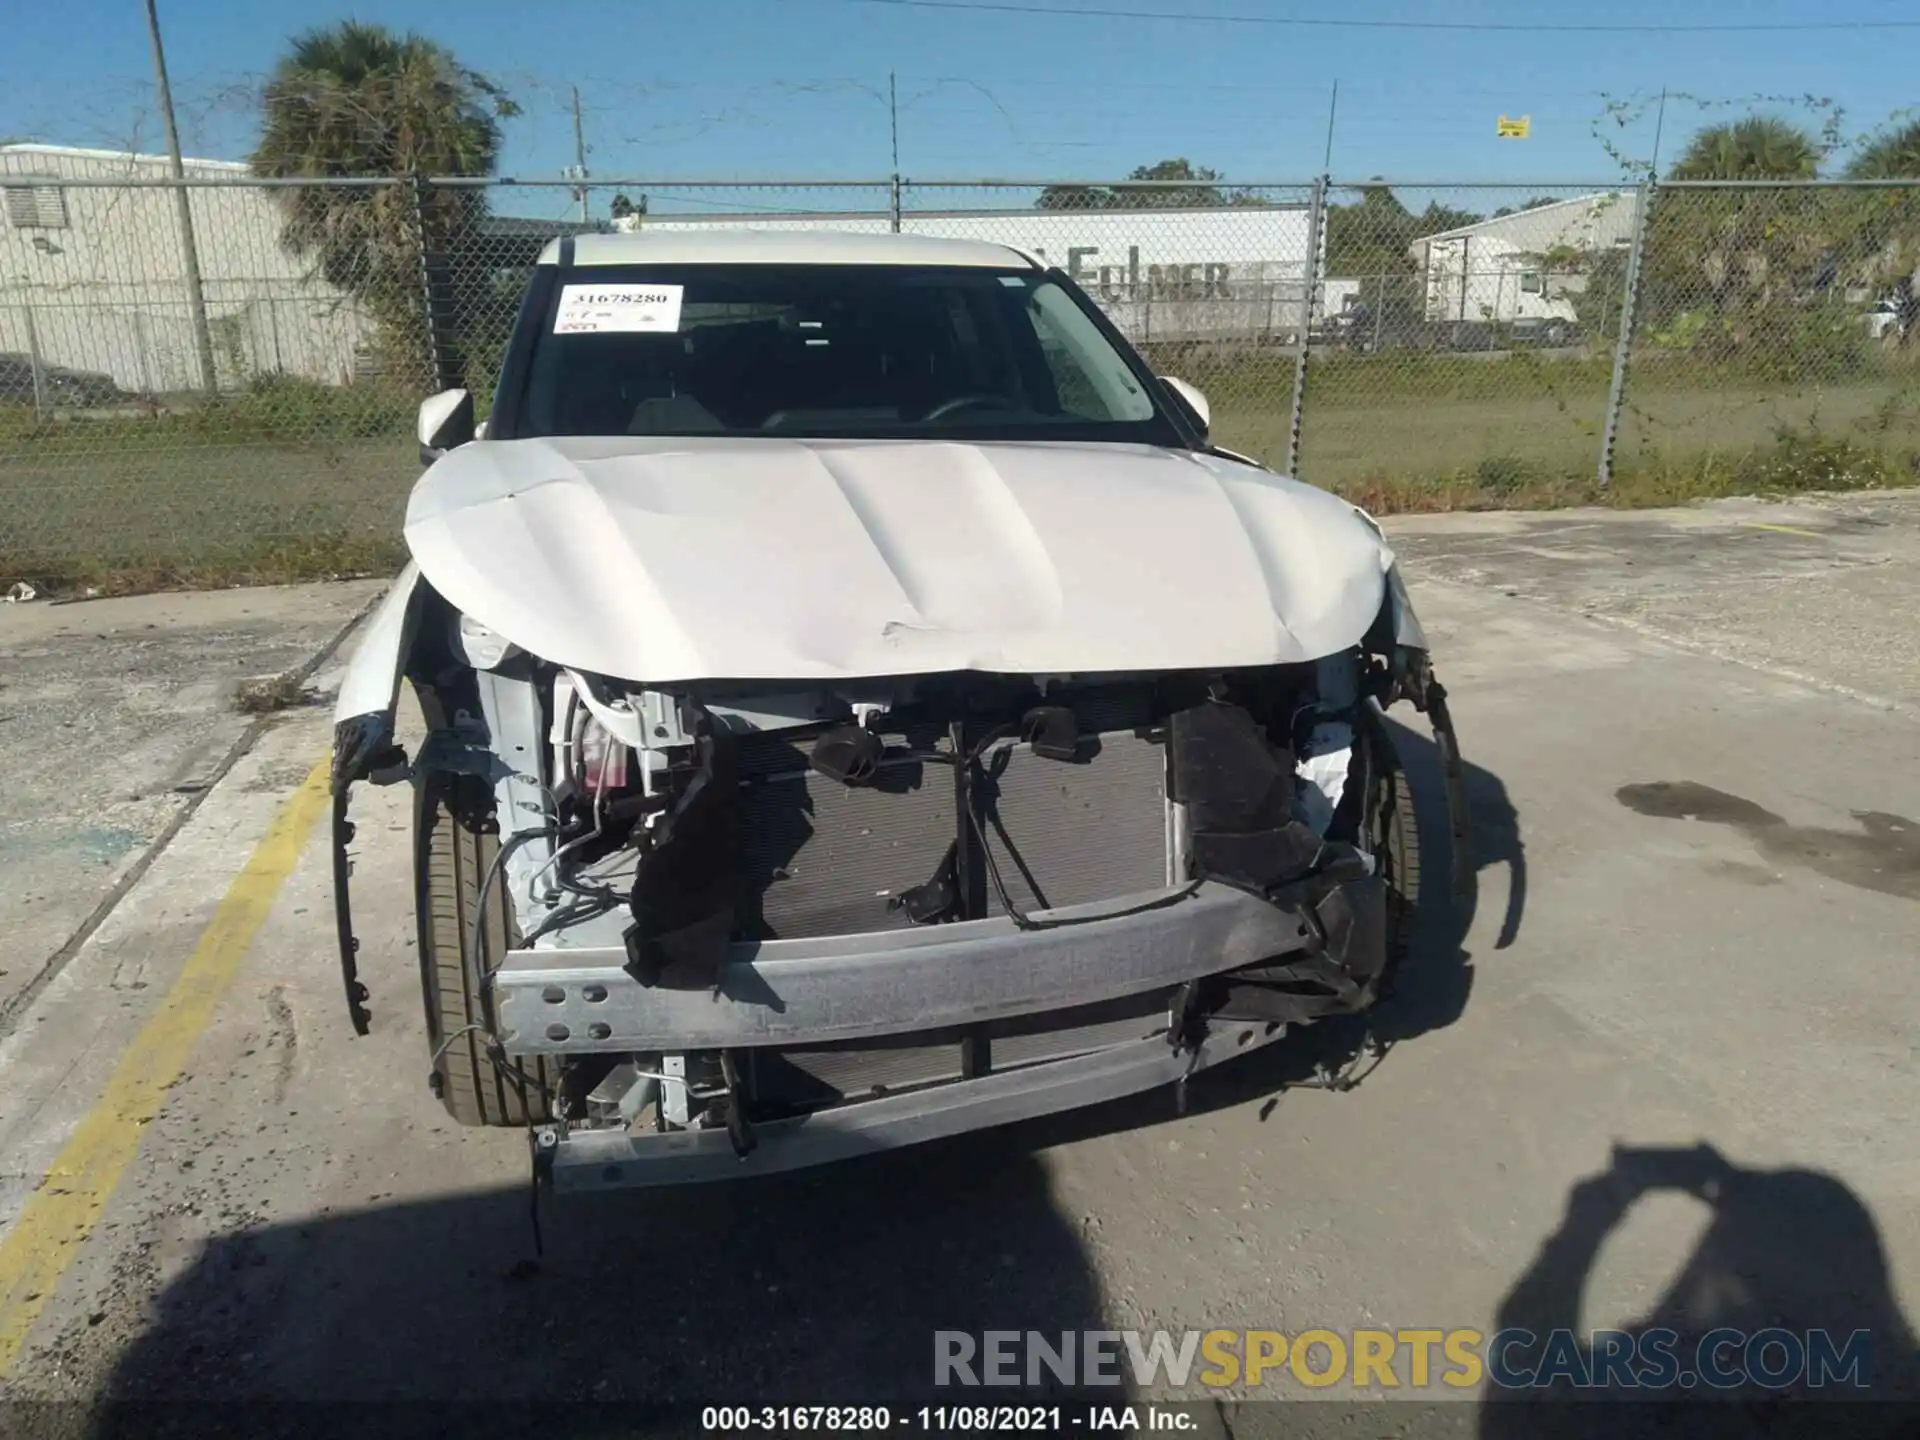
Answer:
[1480,1143,1920,1440]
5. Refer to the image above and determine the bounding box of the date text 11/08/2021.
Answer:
[702,1407,1191,1432]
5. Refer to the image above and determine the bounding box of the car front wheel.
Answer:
[414,770,557,1127]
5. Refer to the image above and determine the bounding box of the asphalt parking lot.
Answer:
[0,491,1916,1430]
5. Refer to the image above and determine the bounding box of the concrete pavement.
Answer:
[1387,489,1920,711]
[0,581,385,1026]
[0,494,1915,1427]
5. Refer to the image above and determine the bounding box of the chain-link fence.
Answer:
[1615,182,1920,494]
[3,167,1918,590]
[1303,183,1636,505]
[0,160,425,587]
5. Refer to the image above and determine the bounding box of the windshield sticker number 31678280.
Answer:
[554,283,685,334]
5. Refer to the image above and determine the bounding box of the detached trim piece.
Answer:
[541,1021,1287,1192]
[496,879,1378,1053]
[1426,682,1473,900]
[327,564,428,1036]
[330,788,372,1035]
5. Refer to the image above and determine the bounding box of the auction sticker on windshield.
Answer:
[555,283,685,334]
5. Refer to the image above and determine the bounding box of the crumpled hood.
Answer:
[403,434,1398,683]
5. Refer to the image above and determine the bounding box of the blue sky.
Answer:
[4,0,1916,206]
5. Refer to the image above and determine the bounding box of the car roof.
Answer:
[540,229,1044,270]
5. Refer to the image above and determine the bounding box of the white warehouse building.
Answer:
[0,144,371,393]
[631,204,1324,342]
[1409,191,1640,325]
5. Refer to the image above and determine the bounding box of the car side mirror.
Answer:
[418,388,474,464]
[1159,375,1210,437]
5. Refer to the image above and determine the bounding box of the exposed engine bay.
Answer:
[545,656,1371,966]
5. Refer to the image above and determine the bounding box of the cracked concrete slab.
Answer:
[0,580,386,1022]
[1383,489,1920,711]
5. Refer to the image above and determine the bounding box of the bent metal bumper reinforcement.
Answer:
[495,877,1382,1054]
[535,1021,1289,1193]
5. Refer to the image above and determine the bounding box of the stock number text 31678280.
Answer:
[702,1407,1074,1432]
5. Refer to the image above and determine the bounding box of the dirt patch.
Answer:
[264,984,299,1106]
[233,674,318,716]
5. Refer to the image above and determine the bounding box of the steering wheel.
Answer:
[920,394,1014,422]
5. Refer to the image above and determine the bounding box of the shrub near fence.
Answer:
[2,173,1918,591]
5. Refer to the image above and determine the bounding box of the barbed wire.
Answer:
[1591,90,1851,180]
[12,69,1920,192]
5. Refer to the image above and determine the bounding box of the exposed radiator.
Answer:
[735,731,950,940]
[974,729,1169,916]
[735,725,1171,940]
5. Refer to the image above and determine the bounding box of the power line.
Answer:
[903,74,1610,98]
[826,0,1920,33]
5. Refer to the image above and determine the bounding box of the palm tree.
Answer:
[1645,118,1826,356]
[1667,116,1820,181]
[251,23,517,385]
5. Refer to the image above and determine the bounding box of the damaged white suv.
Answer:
[330,229,1467,1191]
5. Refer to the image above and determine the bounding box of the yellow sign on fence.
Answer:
[1496,115,1532,138]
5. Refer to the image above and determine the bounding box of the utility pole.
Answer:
[1648,87,1669,179]
[1321,79,1339,175]
[888,71,902,234]
[889,71,900,174]
[143,0,217,394]
[570,85,589,223]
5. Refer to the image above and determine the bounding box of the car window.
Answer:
[514,262,1181,446]
[1022,279,1154,422]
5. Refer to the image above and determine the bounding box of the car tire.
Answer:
[1359,705,1421,994]
[415,770,556,1127]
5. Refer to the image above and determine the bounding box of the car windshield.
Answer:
[515,263,1183,444]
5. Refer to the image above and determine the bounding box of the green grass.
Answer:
[0,374,419,592]
[1197,350,1920,514]
[4,352,1919,595]
[0,436,414,593]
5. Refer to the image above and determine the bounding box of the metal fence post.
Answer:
[1598,177,1655,488]
[21,302,47,421]
[409,172,455,393]
[1284,174,1328,478]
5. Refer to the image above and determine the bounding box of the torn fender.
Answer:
[331,561,423,792]
[1383,560,1428,653]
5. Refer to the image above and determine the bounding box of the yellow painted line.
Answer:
[1740,521,1827,539]
[0,757,330,1379]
